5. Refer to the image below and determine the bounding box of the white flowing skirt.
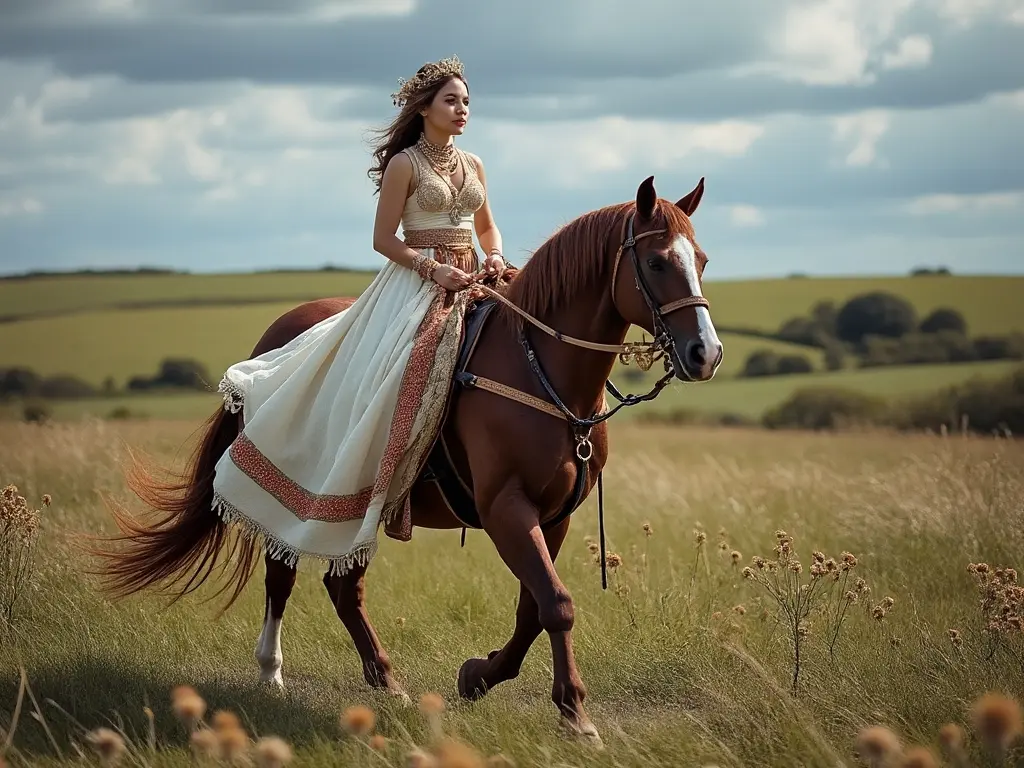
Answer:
[211,250,470,574]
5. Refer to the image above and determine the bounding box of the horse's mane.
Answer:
[501,199,694,321]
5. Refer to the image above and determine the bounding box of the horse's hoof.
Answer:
[559,715,603,749]
[258,674,284,692]
[457,657,491,701]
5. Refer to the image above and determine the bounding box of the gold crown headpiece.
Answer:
[391,55,465,108]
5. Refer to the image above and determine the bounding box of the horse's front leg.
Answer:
[474,489,599,745]
[458,519,568,699]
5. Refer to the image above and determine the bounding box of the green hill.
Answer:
[2,271,1021,335]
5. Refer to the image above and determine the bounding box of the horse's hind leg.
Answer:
[323,563,410,704]
[458,520,568,699]
[255,554,296,688]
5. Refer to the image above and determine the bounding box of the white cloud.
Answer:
[482,116,764,188]
[882,34,934,70]
[832,109,890,166]
[758,0,917,85]
[0,197,44,217]
[904,191,1024,214]
[729,205,766,227]
[933,0,1024,26]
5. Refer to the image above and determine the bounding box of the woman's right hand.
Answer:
[431,264,476,291]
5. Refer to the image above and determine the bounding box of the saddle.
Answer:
[412,295,592,534]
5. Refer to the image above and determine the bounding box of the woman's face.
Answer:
[421,77,469,139]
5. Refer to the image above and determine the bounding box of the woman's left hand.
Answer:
[481,252,505,278]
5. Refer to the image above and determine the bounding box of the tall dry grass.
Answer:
[1,417,1022,766]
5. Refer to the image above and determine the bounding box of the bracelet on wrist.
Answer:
[411,253,442,282]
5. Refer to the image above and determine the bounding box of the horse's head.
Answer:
[611,175,724,382]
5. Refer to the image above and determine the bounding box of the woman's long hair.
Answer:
[366,71,468,194]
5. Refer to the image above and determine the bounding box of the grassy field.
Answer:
[1,419,1022,767]
[3,271,1022,335]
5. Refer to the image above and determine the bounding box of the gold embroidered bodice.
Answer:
[400,144,486,234]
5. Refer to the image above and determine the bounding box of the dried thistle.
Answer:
[855,725,901,768]
[171,686,206,730]
[369,734,389,753]
[255,736,293,768]
[0,483,48,628]
[190,728,220,761]
[341,704,376,736]
[85,727,126,767]
[970,691,1022,758]
[740,530,865,691]
[899,745,937,768]
[937,723,966,764]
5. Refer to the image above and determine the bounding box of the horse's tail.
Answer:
[92,404,259,611]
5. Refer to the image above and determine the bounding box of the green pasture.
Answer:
[0,300,828,389]
[1,419,1022,766]
[3,359,1016,425]
[2,271,1021,336]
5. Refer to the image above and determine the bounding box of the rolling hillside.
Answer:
[1,269,1020,423]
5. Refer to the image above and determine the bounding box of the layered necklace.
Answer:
[416,133,465,225]
[416,133,458,175]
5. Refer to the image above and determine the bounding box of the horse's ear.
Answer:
[636,175,657,221]
[675,177,705,216]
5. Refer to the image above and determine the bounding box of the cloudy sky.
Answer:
[1,0,1022,280]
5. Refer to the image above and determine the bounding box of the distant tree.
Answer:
[37,375,97,399]
[835,292,918,344]
[155,358,212,390]
[0,368,40,399]
[919,308,967,336]
[741,350,781,377]
[776,354,814,375]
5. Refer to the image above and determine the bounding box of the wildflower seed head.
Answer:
[855,578,868,592]
[825,558,838,572]
[812,551,825,563]
[752,556,766,569]
[405,747,439,768]
[604,552,622,569]
[882,596,895,609]
[86,727,126,767]
[732,605,746,615]
[587,541,599,555]
[255,736,294,768]
[976,563,990,574]
[742,567,754,579]
[797,621,809,637]
[730,550,741,564]
[775,530,787,540]
[419,692,446,717]
[341,704,376,735]
[172,689,207,725]
[369,734,389,753]
[937,723,966,754]
[218,725,250,764]
[845,591,858,603]
[718,541,728,551]
[872,606,885,621]
[41,494,51,506]
[694,530,707,545]
[190,729,220,761]
[971,692,1022,752]
[642,522,652,537]
[900,745,938,768]
[789,562,803,574]
[212,710,241,733]
[433,737,485,768]
[841,552,857,567]
[855,725,901,764]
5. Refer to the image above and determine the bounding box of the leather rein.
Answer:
[465,210,711,588]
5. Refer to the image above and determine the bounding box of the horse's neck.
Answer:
[530,278,627,418]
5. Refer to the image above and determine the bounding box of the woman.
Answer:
[210,55,505,576]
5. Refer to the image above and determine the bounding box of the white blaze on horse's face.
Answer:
[668,234,724,380]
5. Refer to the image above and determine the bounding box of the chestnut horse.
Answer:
[95,175,723,745]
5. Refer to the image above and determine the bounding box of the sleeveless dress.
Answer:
[210,144,487,575]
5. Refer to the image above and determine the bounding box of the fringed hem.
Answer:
[211,491,377,577]
[218,377,245,414]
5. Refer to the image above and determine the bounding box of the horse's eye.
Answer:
[646,257,664,272]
